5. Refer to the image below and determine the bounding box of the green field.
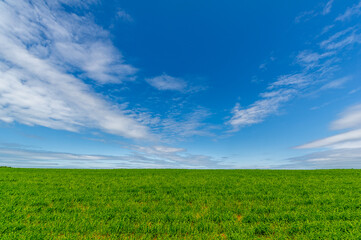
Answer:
[1,168,361,239]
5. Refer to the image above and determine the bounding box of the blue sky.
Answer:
[1,0,361,169]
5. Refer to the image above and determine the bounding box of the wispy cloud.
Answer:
[336,1,361,21]
[228,72,314,130]
[228,69,327,130]
[295,0,334,23]
[145,73,206,94]
[125,101,214,141]
[0,0,150,139]
[295,50,335,70]
[146,73,187,92]
[269,73,313,89]
[160,108,215,139]
[228,2,361,132]
[320,27,361,50]
[258,55,276,71]
[295,10,317,23]
[228,89,295,129]
[321,76,350,90]
[116,8,134,22]
[322,0,334,15]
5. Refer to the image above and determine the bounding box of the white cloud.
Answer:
[295,10,316,23]
[325,33,360,50]
[292,102,361,168]
[331,104,361,130]
[258,56,276,71]
[336,1,361,21]
[228,72,311,130]
[297,128,361,149]
[270,73,312,89]
[116,9,133,22]
[146,73,187,92]
[228,89,296,129]
[331,140,361,149]
[295,50,335,69]
[319,25,335,36]
[228,1,361,132]
[160,108,215,139]
[295,0,334,23]
[259,63,267,70]
[321,76,350,90]
[322,0,334,15]
[0,0,150,139]
[320,27,361,50]
[227,67,328,130]
[297,104,361,149]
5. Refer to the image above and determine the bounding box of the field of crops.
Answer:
[1,168,361,239]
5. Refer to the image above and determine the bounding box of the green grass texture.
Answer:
[1,168,361,239]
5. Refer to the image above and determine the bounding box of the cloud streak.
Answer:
[0,0,150,139]
[322,0,334,15]
[228,89,295,129]
[295,0,335,23]
[336,1,361,21]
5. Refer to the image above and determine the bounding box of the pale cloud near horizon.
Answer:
[280,148,361,169]
[281,102,361,168]
[129,144,224,168]
[0,0,151,139]
[0,144,227,169]
[298,104,361,149]
[290,89,361,168]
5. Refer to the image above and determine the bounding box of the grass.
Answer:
[1,168,361,239]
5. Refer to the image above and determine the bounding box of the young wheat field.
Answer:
[1,168,361,239]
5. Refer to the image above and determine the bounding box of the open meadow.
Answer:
[1,168,361,239]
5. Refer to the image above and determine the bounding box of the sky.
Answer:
[0,0,361,169]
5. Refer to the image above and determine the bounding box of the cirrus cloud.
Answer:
[0,0,150,140]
